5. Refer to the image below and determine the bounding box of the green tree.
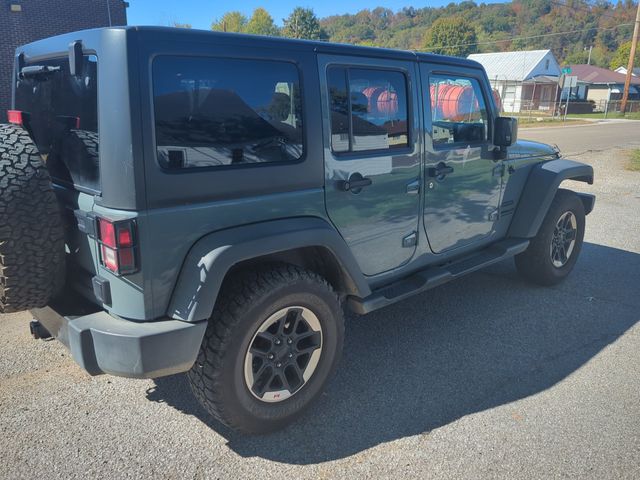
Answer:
[564,45,609,68]
[245,8,279,36]
[610,41,640,70]
[282,7,326,40]
[211,11,247,33]
[423,16,478,57]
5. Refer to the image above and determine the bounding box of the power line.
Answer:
[439,23,634,50]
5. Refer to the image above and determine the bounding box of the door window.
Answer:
[328,66,409,153]
[429,76,488,146]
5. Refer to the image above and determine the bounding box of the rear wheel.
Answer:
[0,124,65,313]
[188,264,344,434]
[515,189,585,286]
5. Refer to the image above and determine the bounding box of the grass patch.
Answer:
[517,118,589,128]
[627,149,640,172]
[568,111,640,120]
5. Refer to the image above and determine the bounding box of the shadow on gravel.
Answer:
[146,242,640,464]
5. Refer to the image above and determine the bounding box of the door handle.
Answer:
[427,162,454,179]
[337,173,372,192]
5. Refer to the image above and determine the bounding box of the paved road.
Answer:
[1,125,639,479]
[521,119,640,155]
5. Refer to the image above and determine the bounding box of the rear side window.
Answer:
[328,66,409,154]
[15,55,99,193]
[429,76,488,146]
[153,56,304,169]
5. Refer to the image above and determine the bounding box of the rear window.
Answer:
[152,56,304,169]
[15,55,99,193]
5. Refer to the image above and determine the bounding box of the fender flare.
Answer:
[167,217,371,322]
[508,159,594,239]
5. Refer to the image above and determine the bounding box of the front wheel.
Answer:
[515,188,586,286]
[188,264,344,434]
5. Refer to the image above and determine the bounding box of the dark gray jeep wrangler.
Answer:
[0,27,594,433]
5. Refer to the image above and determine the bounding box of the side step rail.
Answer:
[348,239,529,314]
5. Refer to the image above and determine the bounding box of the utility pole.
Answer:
[620,1,640,114]
[564,83,571,123]
[587,45,592,65]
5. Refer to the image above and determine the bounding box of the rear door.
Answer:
[319,55,421,276]
[420,65,503,253]
[14,54,100,280]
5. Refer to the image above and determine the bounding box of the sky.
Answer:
[126,1,507,30]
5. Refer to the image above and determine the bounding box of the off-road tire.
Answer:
[48,129,99,187]
[515,188,585,286]
[0,124,65,313]
[188,264,344,434]
[63,129,99,174]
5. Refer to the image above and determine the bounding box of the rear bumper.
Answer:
[31,306,206,379]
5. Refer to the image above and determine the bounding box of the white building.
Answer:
[468,49,561,112]
[614,66,640,77]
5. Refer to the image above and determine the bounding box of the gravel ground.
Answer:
[1,122,639,479]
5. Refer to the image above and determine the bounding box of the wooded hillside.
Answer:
[321,0,638,67]
[207,1,639,68]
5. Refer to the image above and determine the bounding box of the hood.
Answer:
[507,139,560,162]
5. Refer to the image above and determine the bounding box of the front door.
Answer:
[320,55,421,276]
[421,67,503,253]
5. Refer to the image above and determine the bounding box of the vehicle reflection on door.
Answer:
[321,58,421,276]
[422,70,503,254]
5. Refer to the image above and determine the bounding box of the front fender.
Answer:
[508,159,594,238]
[167,217,370,322]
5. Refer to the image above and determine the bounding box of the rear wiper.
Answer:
[19,65,61,80]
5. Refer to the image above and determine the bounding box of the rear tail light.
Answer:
[7,110,24,125]
[7,110,31,129]
[99,219,117,248]
[97,217,138,275]
[118,227,133,247]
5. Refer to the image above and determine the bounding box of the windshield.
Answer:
[15,55,99,193]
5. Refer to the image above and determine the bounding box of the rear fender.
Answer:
[167,217,370,322]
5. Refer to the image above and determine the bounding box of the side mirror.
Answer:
[494,116,518,147]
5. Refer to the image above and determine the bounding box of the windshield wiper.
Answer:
[19,65,61,80]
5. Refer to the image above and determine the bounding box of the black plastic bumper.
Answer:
[31,306,207,379]
[577,192,596,215]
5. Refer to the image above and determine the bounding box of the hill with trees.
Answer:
[202,1,639,68]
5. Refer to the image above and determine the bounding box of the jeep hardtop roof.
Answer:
[16,26,485,72]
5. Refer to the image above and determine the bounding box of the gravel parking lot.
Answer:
[1,122,639,479]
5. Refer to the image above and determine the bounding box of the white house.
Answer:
[468,50,561,112]
[614,66,640,77]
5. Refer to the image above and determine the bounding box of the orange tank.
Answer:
[492,89,502,112]
[376,90,398,115]
[431,84,480,121]
[361,86,399,115]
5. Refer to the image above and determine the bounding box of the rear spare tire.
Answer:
[0,124,65,313]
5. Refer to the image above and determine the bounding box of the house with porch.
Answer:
[468,49,561,113]
[569,65,640,110]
